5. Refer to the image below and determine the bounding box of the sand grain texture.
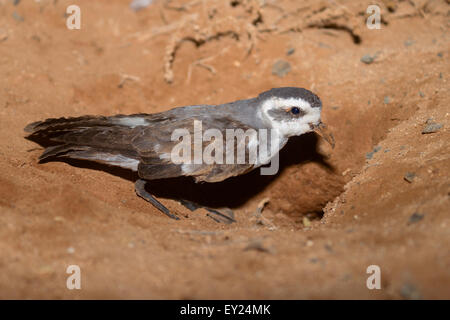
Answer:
[0,0,449,299]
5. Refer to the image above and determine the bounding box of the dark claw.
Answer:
[206,208,236,224]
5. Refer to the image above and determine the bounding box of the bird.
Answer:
[24,87,334,222]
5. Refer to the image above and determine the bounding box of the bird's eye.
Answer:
[290,107,300,115]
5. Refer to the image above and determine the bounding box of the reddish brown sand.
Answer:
[0,0,449,299]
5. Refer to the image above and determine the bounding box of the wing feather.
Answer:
[133,117,256,182]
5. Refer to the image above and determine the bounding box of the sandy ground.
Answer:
[0,0,449,299]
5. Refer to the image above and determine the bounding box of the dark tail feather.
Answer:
[25,115,145,170]
[25,115,114,135]
[38,144,89,161]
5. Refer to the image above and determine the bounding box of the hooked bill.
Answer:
[313,122,335,149]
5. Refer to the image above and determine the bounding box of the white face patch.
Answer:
[113,117,148,128]
[260,97,322,138]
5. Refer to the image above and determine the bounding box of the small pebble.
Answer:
[419,91,425,97]
[309,257,319,264]
[272,60,291,77]
[31,35,41,42]
[400,283,422,299]
[67,247,75,254]
[365,146,381,159]
[422,120,443,134]
[244,240,272,253]
[384,96,390,104]
[404,172,416,183]
[408,212,424,224]
[437,52,443,58]
[341,273,351,281]
[404,39,415,47]
[130,0,153,11]
[384,0,397,12]
[302,217,311,227]
[318,42,330,48]
[286,48,295,56]
[12,11,24,22]
[361,54,375,64]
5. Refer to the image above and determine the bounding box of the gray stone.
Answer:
[404,172,416,183]
[404,39,415,47]
[12,11,24,22]
[408,212,424,224]
[130,0,153,11]
[400,283,422,300]
[286,48,295,56]
[422,121,443,134]
[361,54,375,64]
[272,60,291,78]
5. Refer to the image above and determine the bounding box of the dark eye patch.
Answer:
[290,107,306,117]
[268,107,305,121]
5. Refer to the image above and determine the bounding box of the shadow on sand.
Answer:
[32,132,335,209]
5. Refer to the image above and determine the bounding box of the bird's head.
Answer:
[258,87,322,138]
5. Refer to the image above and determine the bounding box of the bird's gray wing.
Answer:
[25,113,257,182]
[132,116,257,183]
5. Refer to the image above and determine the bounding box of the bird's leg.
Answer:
[135,179,180,220]
[178,199,236,224]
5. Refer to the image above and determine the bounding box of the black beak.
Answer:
[313,122,335,149]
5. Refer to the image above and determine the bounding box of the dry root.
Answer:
[142,0,436,83]
[163,0,263,83]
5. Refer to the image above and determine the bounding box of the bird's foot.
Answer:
[135,180,235,223]
[178,199,236,224]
